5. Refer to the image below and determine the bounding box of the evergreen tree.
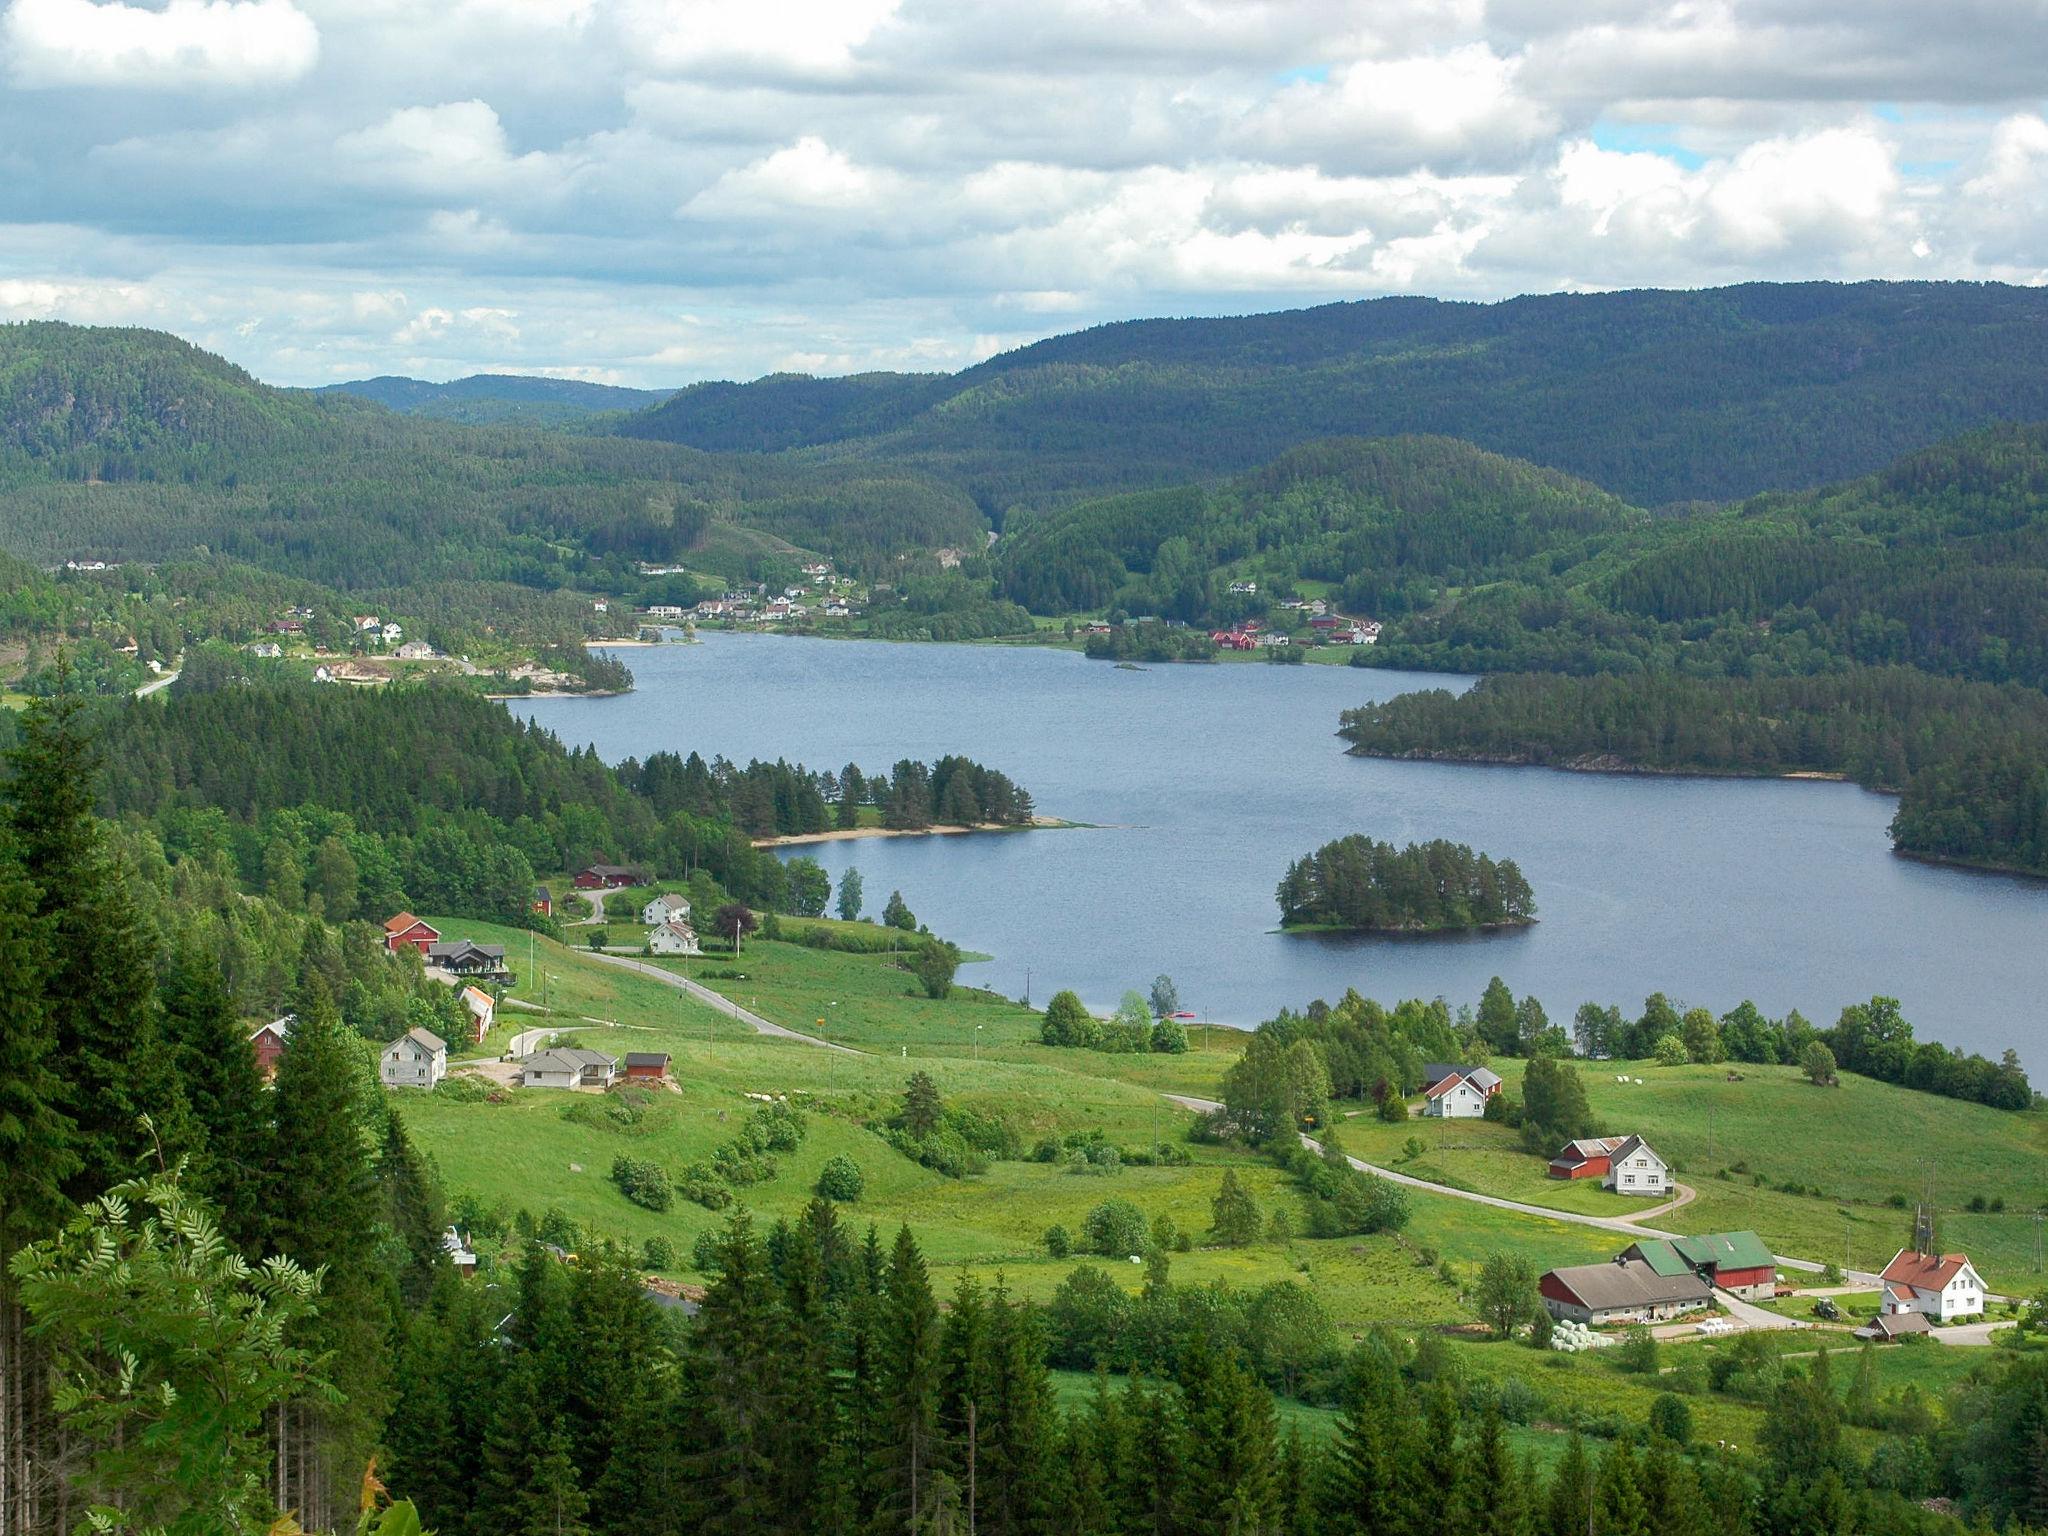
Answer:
[7,687,191,1198]
[0,831,75,1250]
[876,1225,943,1533]
[1596,1439,1649,1536]
[376,1110,447,1308]
[1172,1330,1279,1536]
[1326,1336,1406,1536]
[1210,1168,1263,1247]
[1544,1434,1594,1536]
[157,947,271,1254]
[677,1211,782,1533]
[267,982,391,1531]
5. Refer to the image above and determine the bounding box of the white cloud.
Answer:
[684,136,891,215]
[336,100,575,198]
[4,0,317,87]
[620,0,898,77]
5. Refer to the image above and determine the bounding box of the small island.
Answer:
[1276,834,1537,933]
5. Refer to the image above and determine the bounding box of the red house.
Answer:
[532,885,553,917]
[384,912,441,955]
[248,1016,293,1081]
[574,863,640,890]
[1549,1136,1628,1180]
[624,1052,671,1083]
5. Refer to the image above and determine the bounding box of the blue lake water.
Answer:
[516,633,2048,1073]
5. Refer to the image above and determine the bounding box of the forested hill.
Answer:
[612,281,2048,512]
[318,372,675,425]
[994,434,1643,621]
[0,323,986,586]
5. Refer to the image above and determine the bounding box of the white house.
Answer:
[1423,1071,1490,1118]
[394,640,436,660]
[641,892,692,926]
[521,1047,618,1091]
[459,984,495,1043]
[381,1028,447,1089]
[1880,1249,1986,1322]
[442,1227,478,1273]
[1602,1135,1672,1197]
[249,642,282,659]
[649,919,700,956]
[382,622,403,644]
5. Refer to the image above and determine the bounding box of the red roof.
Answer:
[384,911,431,935]
[1880,1249,1974,1293]
[1424,1072,1467,1100]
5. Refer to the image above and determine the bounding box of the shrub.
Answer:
[678,1162,733,1210]
[1150,1015,1189,1053]
[609,1155,672,1212]
[817,1154,864,1202]
[691,1230,721,1274]
[1082,1199,1150,1257]
[1649,1392,1693,1445]
[910,939,959,999]
[642,1235,676,1270]
[1044,1224,1072,1258]
[1618,1325,1659,1374]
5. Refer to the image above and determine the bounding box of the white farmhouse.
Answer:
[1423,1071,1489,1118]
[381,1028,446,1089]
[1603,1135,1672,1197]
[1880,1249,1986,1322]
[649,919,700,956]
[641,892,692,926]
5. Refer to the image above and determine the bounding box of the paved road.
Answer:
[582,950,862,1055]
[1162,1093,1883,1281]
[134,669,180,697]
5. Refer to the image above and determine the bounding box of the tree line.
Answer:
[1276,834,1536,931]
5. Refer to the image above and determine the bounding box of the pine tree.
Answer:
[678,1211,782,1533]
[267,982,390,1531]
[1597,1439,1649,1536]
[1459,1402,1518,1536]
[877,1225,943,1533]
[377,1110,447,1308]
[7,687,192,1198]
[1544,1433,1594,1536]
[1172,1330,1279,1536]
[1325,1335,1406,1536]
[157,947,271,1254]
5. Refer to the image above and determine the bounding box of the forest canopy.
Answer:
[1276,835,1537,932]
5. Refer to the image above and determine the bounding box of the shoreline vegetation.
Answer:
[1276,833,1537,934]
[753,814,1080,847]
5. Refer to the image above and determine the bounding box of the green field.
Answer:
[1328,1059,2048,1291]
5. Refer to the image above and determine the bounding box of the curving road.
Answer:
[581,949,863,1055]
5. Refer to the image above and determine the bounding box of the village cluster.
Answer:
[1423,1063,1990,1344]
[640,561,863,627]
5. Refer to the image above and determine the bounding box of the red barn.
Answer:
[624,1052,671,1083]
[532,885,553,917]
[1548,1136,1628,1180]
[383,912,440,955]
[574,863,639,890]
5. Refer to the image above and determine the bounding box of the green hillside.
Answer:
[614,280,2048,512]
[318,372,676,425]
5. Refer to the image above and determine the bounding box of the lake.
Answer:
[516,633,2048,1073]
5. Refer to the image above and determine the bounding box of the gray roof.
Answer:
[624,1052,670,1068]
[1545,1258,1711,1312]
[396,1027,446,1053]
[524,1047,617,1074]
[1856,1311,1931,1340]
[1424,1062,1501,1092]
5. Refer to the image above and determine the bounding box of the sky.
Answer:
[2,0,2045,388]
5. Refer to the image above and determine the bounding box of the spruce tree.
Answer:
[1172,1330,1279,1536]
[877,1224,943,1533]
[678,1211,781,1534]
[766,1210,841,1531]
[377,1110,447,1308]
[978,1281,1059,1536]
[0,833,75,1250]
[1544,1433,1595,1536]
[7,688,191,1198]
[1597,1439,1650,1536]
[1326,1335,1406,1536]
[156,947,271,1254]
[267,982,390,1530]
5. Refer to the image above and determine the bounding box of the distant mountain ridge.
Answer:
[611,281,2048,513]
[320,373,676,425]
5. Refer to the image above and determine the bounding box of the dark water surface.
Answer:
[516,633,2048,1072]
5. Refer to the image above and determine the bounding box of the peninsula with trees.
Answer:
[1275,834,1537,933]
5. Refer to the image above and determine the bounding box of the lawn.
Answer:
[1331,1059,2048,1291]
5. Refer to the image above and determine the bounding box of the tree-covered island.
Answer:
[1276,833,1537,933]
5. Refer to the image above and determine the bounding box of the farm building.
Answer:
[624,1052,671,1082]
[426,940,510,979]
[248,1015,293,1081]
[1855,1310,1933,1342]
[1420,1063,1501,1119]
[1879,1249,1985,1322]
[1620,1231,1776,1300]
[1539,1257,1712,1326]
[575,863,642,890]
[522,1047,618,1090]
[649,919,700,956]
[1550,1135,1671,1196]
[459,985,495,1043]
[641,892,692,926]
[381,1028,446,1089]
[532,886,553,918]
[383,912,440,955]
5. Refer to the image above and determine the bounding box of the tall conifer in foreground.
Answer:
[157,946,271,1254]
[7,686,191,1199]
